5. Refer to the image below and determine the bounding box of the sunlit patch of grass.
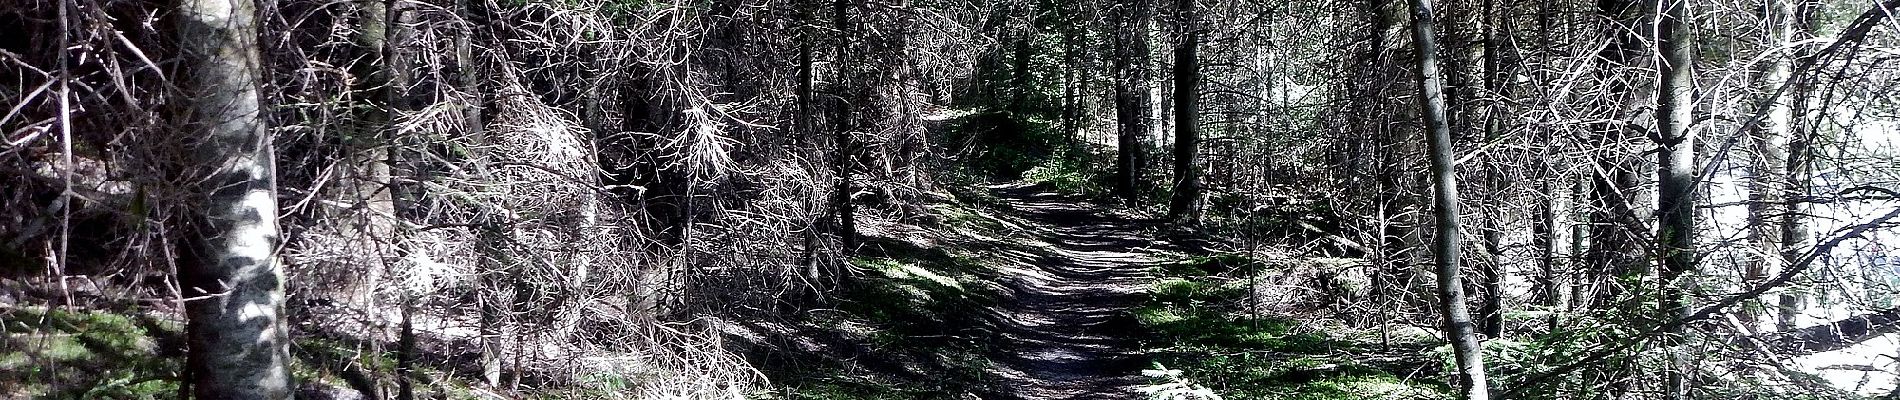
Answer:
[1261,374,1445,400]
[941,110,1061,180]
[0,306,179,399]
[1134,255,1450,400]
[0,306,504,399]
[861,258,966,292]
[764,223,1002,398]
[1022,152,1108,195]
[770,377,922,400]
[1156,252,1262,278]
[1135,306,1185,326]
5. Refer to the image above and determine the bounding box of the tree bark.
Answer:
[1010,34,1034,112]
[1574,4,1653,395]
[1745,0,1812,333]
[173,0,293,395]
[797,0,822,272]
[1113,0,1153,205]
[343,2,395,397]
[451,0,488,395]
[833,0,857,253]
[1535,175,1574,331]
[1476,0,1504,339]
[1408,0,1489,398]
[1761,307,1900,355]
[1585,0,1651,312]
[1654,0,1697,397]
[1167,0,1201,223]
[1061,23,1080,144]
[1365,0,1428,314]
[1775,0,1821,333]
[1529,0,1571,334]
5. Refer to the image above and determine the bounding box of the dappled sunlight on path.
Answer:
[979,183,1179,400]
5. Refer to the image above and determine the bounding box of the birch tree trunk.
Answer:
[173,0,293,396]
[1768,0,1816,333]
[1744,0,1805,333]
[1408,0,1488,398]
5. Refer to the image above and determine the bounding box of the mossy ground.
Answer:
[0,305,501,400]
[748,193,1017,399]
[1134,255,1450,400]
[755,256,1000,400]
[0,306,180,399]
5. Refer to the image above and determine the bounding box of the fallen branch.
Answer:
[1757,307,1900,356]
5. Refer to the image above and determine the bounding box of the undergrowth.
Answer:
[0,305,514,399]
[750,196,1010,399]
[0,306,179,399]
[1134,254,1450,400]
[1023,150,1108,195]
[940,109,1110,197]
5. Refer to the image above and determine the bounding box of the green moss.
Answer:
[1135,256,1449,400]
[1262,374,1445,400]
[941,111,1063,180]
[764,252,997,398]
[1022,152,1106,195]
[0,307,180,399]
[1157,253,1262,277]
[838,255,994,343]
[778,380,907,400]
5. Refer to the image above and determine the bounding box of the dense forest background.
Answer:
[2,0,1899,398]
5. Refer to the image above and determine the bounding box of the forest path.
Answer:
[979,183,1175,400]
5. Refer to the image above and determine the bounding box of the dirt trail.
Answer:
[979,184,1176,400]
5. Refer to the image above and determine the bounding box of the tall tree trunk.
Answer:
[797,0,823,273]
[1535,175,1574,331]
[1529,0,1570,334]
[1167,0,1201,223]
[1579,3,1652,393]
[1476,0,1505,339]
[344,0,395,313]
[1654,0,1697,397]
[344,1,397,397]
[173,0,293,395]
[477,222,515,389]
[1409,1,1489,398]
[449,0,487,395]
[1480,216,1505,338]
[833,0,857,252]
[1778,128,1811,332]
[1366,0,1428,314]
[1586,0,1649,312]
[1113,0,1153,205]
[1745,0,1799,333]
[1569,177,1592,316]
[1769,0,1817,333]
[1061,24,1080,144]
[1010,34,1034,112]
[450,0,511,387]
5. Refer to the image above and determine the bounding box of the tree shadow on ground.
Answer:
[971,182,1185,400]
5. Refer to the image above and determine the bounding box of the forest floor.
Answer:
[977,183,1175,399]
[750,176,1455,400]
[742,181,1192,399]
[976,184,1448,400]
[0,176,1450,400]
